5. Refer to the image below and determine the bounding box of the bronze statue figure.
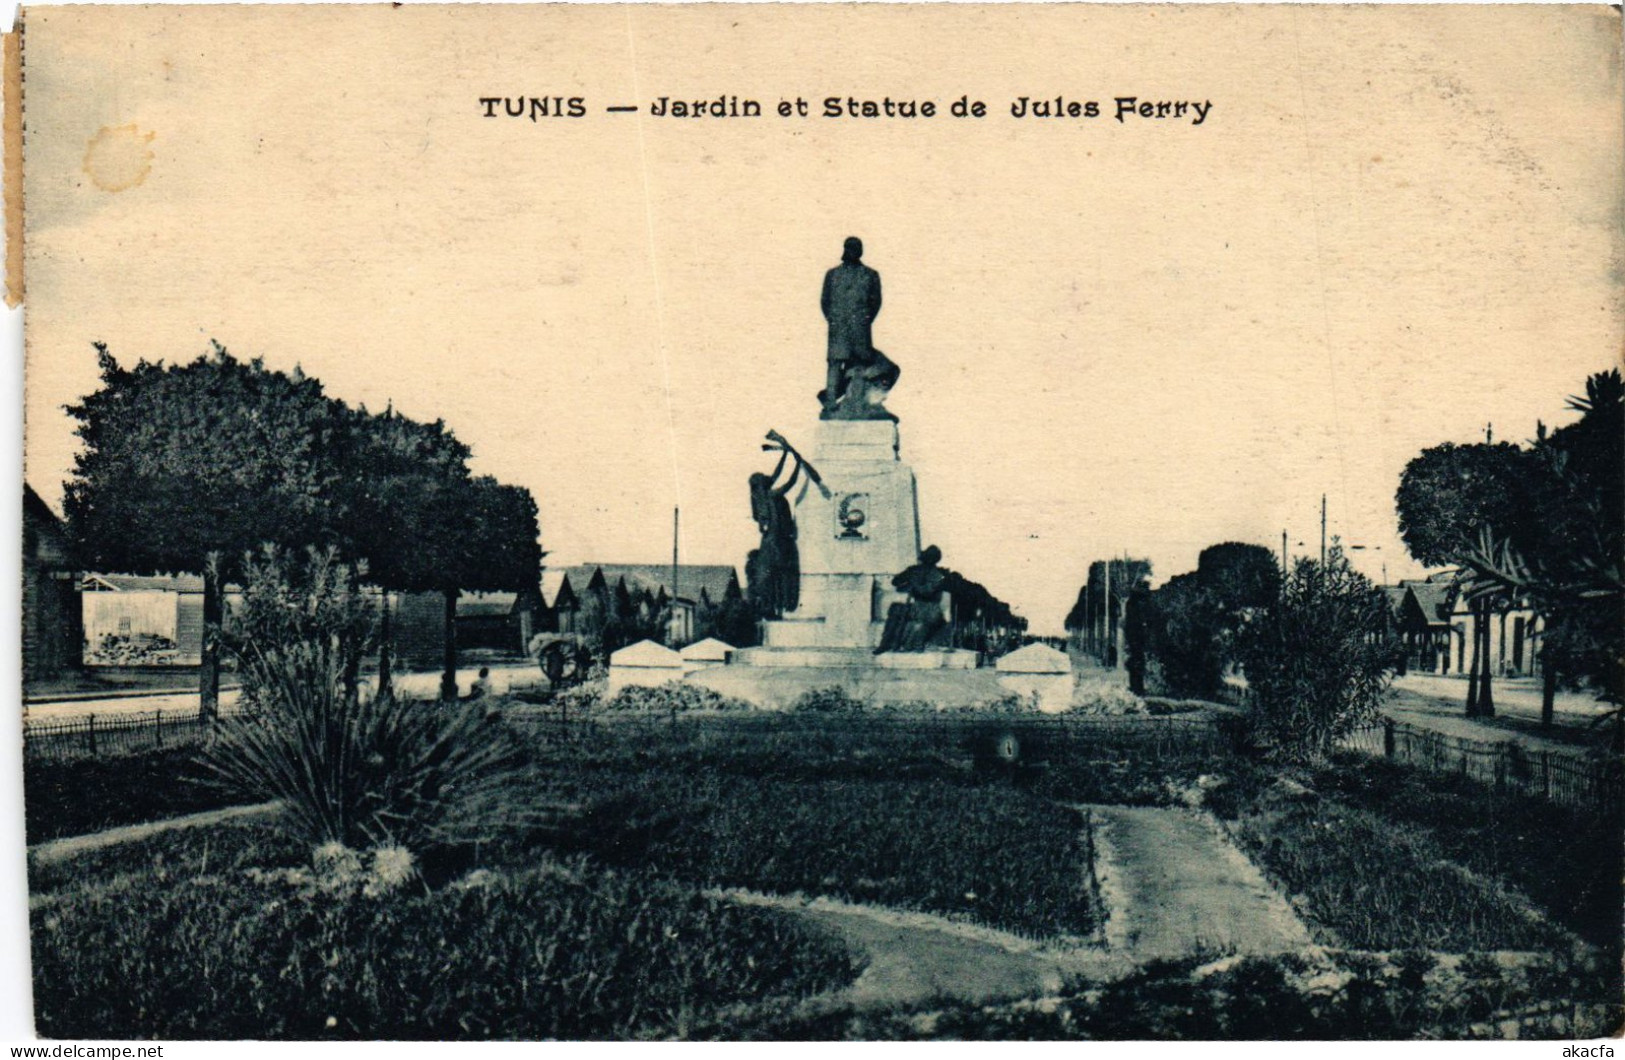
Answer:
[875,545,950,653]
[820,236,901,420]
[746,442,804,618]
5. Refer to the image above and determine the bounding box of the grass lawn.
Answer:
[24,747,240,843]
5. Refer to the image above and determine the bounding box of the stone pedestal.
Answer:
[760,420,924,652]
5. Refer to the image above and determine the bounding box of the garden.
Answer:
[25,551,1624,1040]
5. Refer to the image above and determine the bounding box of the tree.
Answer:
[222,545,377,709]
[65,343,545,712]
[1066,558,1152,666]
[1122,577,1153,695]
[332,406,473,698]
[1137,543,1280,699]
[1197,542,1282,613]
[1457,370,1624,737]
[1395,440,1538,716]
[711,578,761,648]
[439,476,543,700]
[1237,545,1399,763]
[64,343,347,717]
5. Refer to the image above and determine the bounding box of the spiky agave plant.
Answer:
[202,639,535,852]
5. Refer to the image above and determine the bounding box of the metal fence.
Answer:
[1341,716,1623,811]
[22,709,242,762]
[26,697,1618,813]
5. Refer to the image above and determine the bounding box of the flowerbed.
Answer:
[31,822,857,1040]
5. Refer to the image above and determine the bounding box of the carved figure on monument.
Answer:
[820,236,901,421]
[745,438,810,618]
[875,545,951,653]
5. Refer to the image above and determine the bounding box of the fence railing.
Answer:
[22,709,243,762]
[1340,716,1623,812]
[27,697,1618,813]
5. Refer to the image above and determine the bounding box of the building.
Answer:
[391,588,545,670]
[23,485,82,682]
[542,563,742,647]
[1384,577,1457,675]
[1385,571,1542,679]
[80,573,216,665]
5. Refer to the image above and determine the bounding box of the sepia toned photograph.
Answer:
[9,2,1624,1043]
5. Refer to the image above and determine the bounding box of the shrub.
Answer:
[202,641,534,853]
[1236,546,1398,763]
[551,671,608,713]
[203,547,535,855]
[224,545,377,707]
[602,682,753,713]
[790,686,870,713]
[32,828,858,1040]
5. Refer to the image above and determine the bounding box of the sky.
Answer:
[18,3,1623,634]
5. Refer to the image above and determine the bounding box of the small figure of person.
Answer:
[467,666,493,701]
[1124,578,1153,696]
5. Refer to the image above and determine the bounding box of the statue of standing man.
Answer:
[820,237,900,420]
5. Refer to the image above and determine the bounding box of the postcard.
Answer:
[11,2,1623,1043]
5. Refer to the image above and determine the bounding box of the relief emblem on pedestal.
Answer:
[835,492,869,540]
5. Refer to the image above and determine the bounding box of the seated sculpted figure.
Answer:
[875,545,950,653]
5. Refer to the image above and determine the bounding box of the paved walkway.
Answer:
[1084,804,1313,961]
[29,802,282,867]
[718,890,1115,1009]
[724,803,1310,1011]
[1385,677,1611,757]
[23,663,543,721]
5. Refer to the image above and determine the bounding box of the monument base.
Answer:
[733,645,978,670]
[759,419,929,651]
[684,660,1004,711]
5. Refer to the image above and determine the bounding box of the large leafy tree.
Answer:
[64,343,348,716]
[65,342,545,711]
[448,477,544,699]
[338,419,541,702]
[1395,440,1538,716]
[1197,542,1282,614]
[1138,542,1280,699]
[334,408,474,698]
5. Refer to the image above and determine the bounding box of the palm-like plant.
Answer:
[203,547,536,852]
[1455,370,1623,747]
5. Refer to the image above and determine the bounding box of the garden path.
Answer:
[1083,804,1313,961]
[720,802,1312,1011]
[715,889,1126,1009]
[29,801,281,866]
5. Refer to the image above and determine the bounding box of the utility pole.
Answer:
[1281,529,1288,572]
[1313,494,1326,565]
[671,507,680,643]
[1102,557,1112,668]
